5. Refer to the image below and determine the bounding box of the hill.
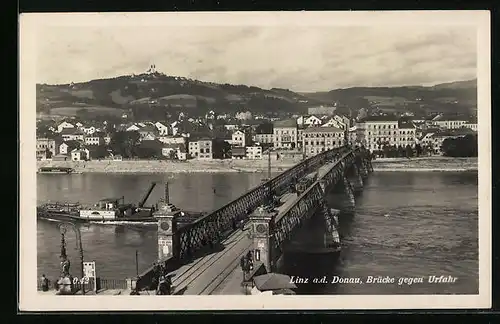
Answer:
[300,79,477,117]
[36,72,324,120]
[37,71,477,120]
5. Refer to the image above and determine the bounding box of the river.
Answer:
[36,171,478,294]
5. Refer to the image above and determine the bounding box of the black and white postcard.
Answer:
[19,11,491,311]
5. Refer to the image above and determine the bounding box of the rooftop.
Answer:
[398,121,416,129]
[432,114,469,122]
[302,126,344,133]
[273,119,297,128]
[359,115,399,122]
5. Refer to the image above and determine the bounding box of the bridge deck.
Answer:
[171,227,252,295]
[275,192,298,222]
[317,160,337,179]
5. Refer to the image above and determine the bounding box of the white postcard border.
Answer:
[19,10,491,311]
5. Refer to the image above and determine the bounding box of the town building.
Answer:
[356,116,417,152]
[155,122,170,135]
[59,140,80,155]
[70,148,89,161]
[430,114,468,129]
[463,118,478,132]
[231,146,247,159]
[188,138,224,160]
[157,136,187,146]
[246,146,263,159]
[138,126,158,141]
[84,134,104,146]
[80,126,99,135]
[253,123,274,145]
[56,121,75,133]
[348,126,357,144]
[36,137,60,159]
[126,124,141,132]
[423,129,474,155]
[231,129,252,147]
[273,119,298,149]
[103,135,112,145]
[161,143,187,160]
[302,127,345,157]
[60,128,85,142]
[297,115,322,128]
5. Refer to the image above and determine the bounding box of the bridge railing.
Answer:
[271,146,367,254]
[174,145,354,260]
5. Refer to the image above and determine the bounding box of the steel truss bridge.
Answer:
[137,145,373,295]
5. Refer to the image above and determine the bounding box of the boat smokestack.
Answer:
[164,182,170,204]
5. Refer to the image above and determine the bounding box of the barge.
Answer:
[38,167,75,174]
[37,182,207,225]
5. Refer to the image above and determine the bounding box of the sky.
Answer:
[36,25,477,92]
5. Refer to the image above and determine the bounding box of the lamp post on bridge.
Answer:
[57,222,85,295]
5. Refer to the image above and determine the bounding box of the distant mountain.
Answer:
[36,72,324,120]
[300,79,477,117]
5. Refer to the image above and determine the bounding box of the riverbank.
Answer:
[36,156,478,174]
[372,157,477,172]
[36,158,301,174]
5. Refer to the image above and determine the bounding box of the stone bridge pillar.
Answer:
[249,206,278,273]
[350,164,364,193]
[319,199,341,249]
[154,185,181,261]
[358,158,369,179]
[341,175,356,212]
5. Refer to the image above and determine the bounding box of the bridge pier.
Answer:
[349,164,364,193]
[341,175,356,212]
[249,206,278,273]
[319,199,340,248]
[154,185,182,262]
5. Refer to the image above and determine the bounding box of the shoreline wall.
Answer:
[36,157,478,174]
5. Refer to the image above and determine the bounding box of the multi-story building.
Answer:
[420,129,475,155]
[231,129,252,147]
[297,115,322,128]
[463,118,478,132]
[60,128,85,142]
[56,121,75,133]
[356,116,417,152]
[302,126,345,157]
[155,122,170,135]
[188,138,224,160]
[157,135,187,145]
[297,127,305,150]
[36,137,60,159]
[246,146,263,159]
[273,119,298,149]
[253,123,274,145]
[348,126,357,144]
[84,134,104,146]
[430,114,468,129]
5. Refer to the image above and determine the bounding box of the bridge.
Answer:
[134,145,373,295]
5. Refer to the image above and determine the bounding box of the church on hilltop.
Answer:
[146,64,157,74]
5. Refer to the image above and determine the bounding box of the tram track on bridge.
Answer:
[198,244,252,295]
[172,229,250,295]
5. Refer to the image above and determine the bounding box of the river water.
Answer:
[36,171,478,294]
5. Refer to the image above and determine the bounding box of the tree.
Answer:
[441,134,477,157]
[414,144,422,157]
[109,131,141,158]
[397,145,405,158]
[168,150,177,160]
[88,145,109,159]
[405,145,414,158]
